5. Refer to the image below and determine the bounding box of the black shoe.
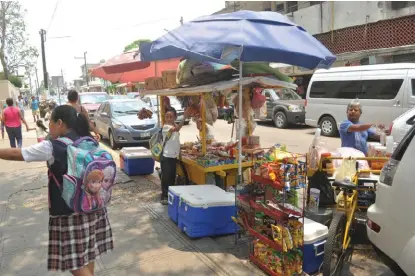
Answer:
[160,199,168,205]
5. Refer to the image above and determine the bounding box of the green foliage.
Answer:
[8,75,22,88]
[123,39,151,52]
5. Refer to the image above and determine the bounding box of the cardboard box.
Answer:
[162,70,177,88]
[247,135,260,146]
[145,77,163,90]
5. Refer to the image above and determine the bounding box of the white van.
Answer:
[305,63,415,136]
[390,107,415,143]
[367,124,415,276]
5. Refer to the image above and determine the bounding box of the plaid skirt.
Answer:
[48,208,114,272]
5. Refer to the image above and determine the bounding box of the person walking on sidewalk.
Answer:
[0,105,113,276]
[67,90,101,141]
[1,98,29,148]
[31,95,40,122]
[17,95,25,118]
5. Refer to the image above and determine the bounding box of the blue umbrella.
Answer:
[139,10,336,69]
[139,10,336,188]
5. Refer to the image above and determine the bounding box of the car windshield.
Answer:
[111,100,148,116]
[80,94,109,104]
[269,89,302,100]
[150,96,180,106]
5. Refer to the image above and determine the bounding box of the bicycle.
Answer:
[320,156,389,276]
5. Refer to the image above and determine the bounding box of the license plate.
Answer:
[140,132,150,138]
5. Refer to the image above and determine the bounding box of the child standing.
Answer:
[160,107,188,205]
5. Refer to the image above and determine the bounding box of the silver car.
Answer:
[141,95,190,124]
[94,99,158,149]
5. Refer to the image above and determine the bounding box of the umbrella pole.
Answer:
[235,60,243,245]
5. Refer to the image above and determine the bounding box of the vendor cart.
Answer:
[141,77,297,187]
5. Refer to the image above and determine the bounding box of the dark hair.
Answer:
[165,107,177,117]
[67,90,79,103]
[6,98,13,106]
[51,105,91,137]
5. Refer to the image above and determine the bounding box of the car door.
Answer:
[94,103,105,135]
[101,103,112,134]
[262,89,274,120]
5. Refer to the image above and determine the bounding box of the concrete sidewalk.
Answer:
[0,125,262,275]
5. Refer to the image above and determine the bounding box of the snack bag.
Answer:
[294,250,303,274]
[271,225,287,252]
[283,253,296,276]
[281,224,294,250]
[288,219,304,248]
[268,251,283,274]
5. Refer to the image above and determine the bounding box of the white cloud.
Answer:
[20,0,224,82]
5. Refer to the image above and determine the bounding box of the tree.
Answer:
[0,2,38,80]
[123,39,151,52]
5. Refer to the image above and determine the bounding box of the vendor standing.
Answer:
[339,100,382,155]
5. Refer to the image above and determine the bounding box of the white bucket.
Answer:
[309,188,320,211]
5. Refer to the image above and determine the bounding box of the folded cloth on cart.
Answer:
[331,147,370,178]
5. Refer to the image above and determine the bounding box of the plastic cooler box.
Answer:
[168,185,214,224]
[177,185,237,238]
[119,147,154,176]
[302,217,329,274]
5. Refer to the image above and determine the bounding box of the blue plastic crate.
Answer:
[177,186,237,238]
[303,218,329,274]
[120,147,154,176]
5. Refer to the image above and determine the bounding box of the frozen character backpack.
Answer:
[50,136,116,213]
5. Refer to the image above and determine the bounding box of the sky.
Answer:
[20,0,225,85]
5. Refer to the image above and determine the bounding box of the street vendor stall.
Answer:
[141,76,297,187]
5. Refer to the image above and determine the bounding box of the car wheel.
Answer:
[109,130,119,150]
[273,111,288,128]
[320,116,338,137]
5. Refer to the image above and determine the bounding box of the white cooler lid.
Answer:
[303,217,329,244]
[180,185,235,207]
[121,147,152,159]
[169,184,215,196]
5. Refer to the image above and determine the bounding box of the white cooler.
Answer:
[302,217,329,274]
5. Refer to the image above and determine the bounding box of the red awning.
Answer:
[91,49,180,83]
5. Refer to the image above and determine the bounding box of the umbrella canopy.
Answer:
[139,10,336,69]
[100,48,150,74]
[90,57,180,83]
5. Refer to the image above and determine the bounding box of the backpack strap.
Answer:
[57,137,73,145]
[160,130,172,157]
[73,136,98,147]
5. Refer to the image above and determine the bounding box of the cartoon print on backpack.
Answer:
[101,165,116,203]
[81,162,116,212]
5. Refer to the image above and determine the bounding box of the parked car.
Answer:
[141,95,190,124]
[367,124,415,276]
[127,92,140,99]
[253,88,305,128]
[110,94,127,100]
[305,63,415,136]
[94,99,158,149]
[79,92,110,121]
[390,107,415,143]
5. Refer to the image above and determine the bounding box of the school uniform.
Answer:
[21,131,113,272]
[160,125,180,200]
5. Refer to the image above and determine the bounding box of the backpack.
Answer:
[51,136,117,213]
[150,128,171,162]
[308,171,336,206]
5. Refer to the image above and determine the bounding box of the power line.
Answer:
[47,0,61,32]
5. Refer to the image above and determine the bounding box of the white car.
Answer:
[390,107,415,143]
[367,124,415,276]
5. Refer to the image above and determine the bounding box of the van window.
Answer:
[360,79,403,100]
[309,81,361,99]
[412,79,415,96]
[392,124,415,161]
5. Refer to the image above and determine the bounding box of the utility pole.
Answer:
[39,29,48,90]
[180,16,183,25]
[59,69,64,105]
[35,67,40,96]
[75,51,89,86]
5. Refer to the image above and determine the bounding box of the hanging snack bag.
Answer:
[271,224,287,252]
[268,251,283,275]
[281,224,294,250]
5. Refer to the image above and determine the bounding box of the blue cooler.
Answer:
[120,147,154,176]
[303,217,329,274]
[177,185,237,238]
[168,185,214,224]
